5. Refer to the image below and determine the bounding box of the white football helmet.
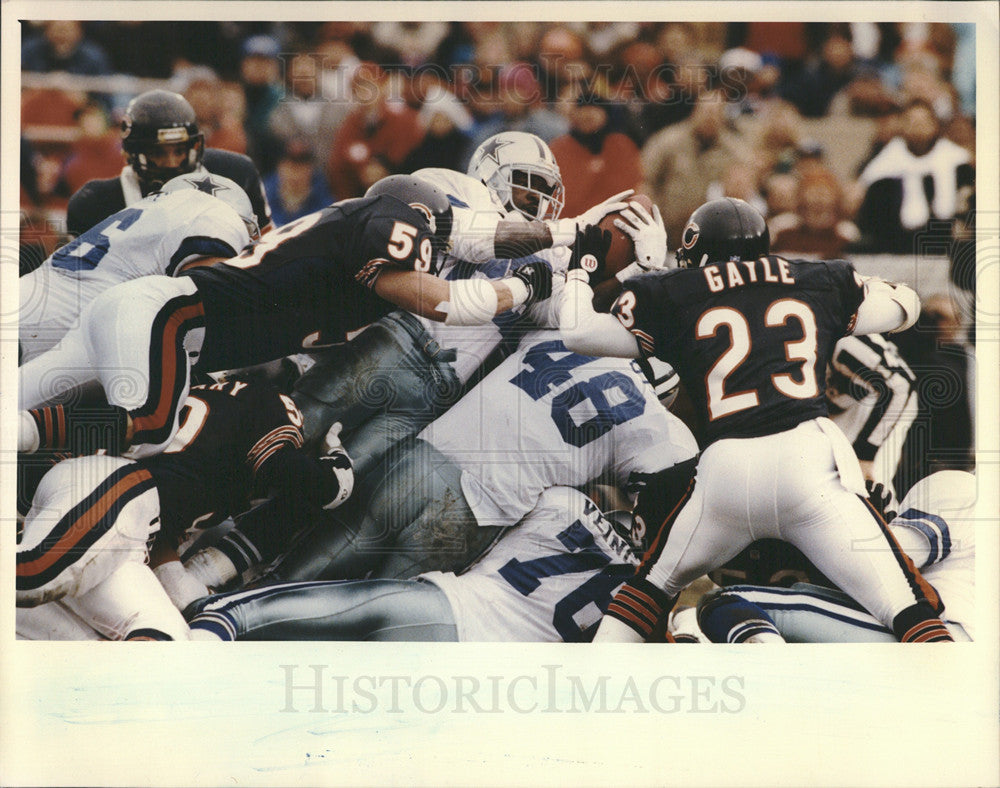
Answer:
[467,131,565,221]
[160,172,260,240]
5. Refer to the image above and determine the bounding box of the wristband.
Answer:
[546,218,576,246]
[505,276,530,307]
[615,261,648,282]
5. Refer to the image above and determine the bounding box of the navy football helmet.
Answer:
[676,198,770,268]
[366,175,453,251]
[121,90,205,189]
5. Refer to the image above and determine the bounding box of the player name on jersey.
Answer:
[701,257,796,292]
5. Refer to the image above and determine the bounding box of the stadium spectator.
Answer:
[770,168,860,258]
[550,92,642,217]
[854,98,973,253]
[263,137,335,227]
[892,294,975,497]
[371,22,449,67]
[778,25,857,117]
[316,38,362,131]
[239,35,285,175]
[327,62,425,197]
[402,83,474,173]
[637,53,710,139]
[270,51,347,165]
[463,62,568,166]
[185,77,248,154]
[536,26,591,102]
[21,21,112,75]
[61,101,122,195]
[641,87,750,243]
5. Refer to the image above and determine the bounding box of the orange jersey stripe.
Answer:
[16,468,153,577]
[131,303,204,434]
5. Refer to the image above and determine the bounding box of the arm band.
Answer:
[443,278,499,326]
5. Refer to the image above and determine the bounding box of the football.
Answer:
[597,193,656,278]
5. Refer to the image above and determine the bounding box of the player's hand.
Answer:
[567,224,612,284]
[574,189,635,227]
[865,479,898,523]
[511,261,553,306]
[614,202,667,270]
[320,422,354,510]
[548,190,634,246]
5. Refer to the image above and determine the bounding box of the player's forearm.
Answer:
[559,277,641,358]
[493,220,553,259]
[374,270,525,325]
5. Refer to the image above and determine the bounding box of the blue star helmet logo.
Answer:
[479,137,516,166]
[189,175,223,196]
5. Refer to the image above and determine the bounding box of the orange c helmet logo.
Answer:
[681,221,700,250]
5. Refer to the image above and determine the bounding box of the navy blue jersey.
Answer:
[612,256,864,444]
[141,379,304,544]
[186,194,437,371]
[66,148,271,237]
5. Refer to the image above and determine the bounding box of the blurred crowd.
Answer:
[21,21,975,252]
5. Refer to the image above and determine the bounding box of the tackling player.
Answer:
[20,172,257,366]
[198,327,696,585]
[19,176,552,459]
[16,379,354,640]
[65,89,272,237]
[558,197,953,643]
[696,470,976,642]
[290,131,651,463]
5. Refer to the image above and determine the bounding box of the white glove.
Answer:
[614,202,667,270]
[320,422,354,511]
[547,189,635,246]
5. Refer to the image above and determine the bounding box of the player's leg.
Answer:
[697,583,895,643]
[292,311,462,472]
[779,422,952,642]
[599,445,754,641]
[15,455,186,639]
[16,602,105,640]
[187,579,458,641]
[267,438,471,581]
[370,437,501,578]
[19,327,97,409]
[62,561,191,640]
[17,455,159,605]
[83,275,205,459]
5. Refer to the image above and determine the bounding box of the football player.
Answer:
[16,379,354,640]
[558,197,953,643]
[186,486,641,642]
[197,327,696,585]
[65,90,272,237]
[290,131,655,464]
[20,172,257,366]
[826,333,918,489]
[696,470,976,642]
[19,176,552,459]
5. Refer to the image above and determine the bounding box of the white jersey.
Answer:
[890,470,976,637]
[20,189,250,360]
[421,329,698,528]
[412,167,557,382]
[413,167,505,266]
[423,486,640,642]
